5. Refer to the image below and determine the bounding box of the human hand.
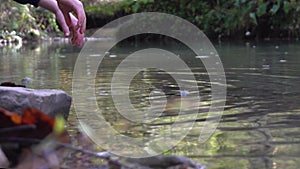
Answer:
[38,0,86,46]
[57,0,86,35]
[69,13,84,46]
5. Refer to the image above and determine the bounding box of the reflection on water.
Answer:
[1,40,300,168]
[0,42,79,90]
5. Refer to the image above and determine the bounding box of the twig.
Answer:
[0,137,40,144]
[0,137,133,169]
[0,125,36,133]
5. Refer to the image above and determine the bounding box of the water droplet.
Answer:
[109,55,117,58]
[180,90,190,97]
[279,59,287,63]
[99,91,109,96]
[262,64,270,70]
[195,55,210,59]
[89,54,101,57]
[96,152,110,158]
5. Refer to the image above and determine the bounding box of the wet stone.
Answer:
[0,87,71,119]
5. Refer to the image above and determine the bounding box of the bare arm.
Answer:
[38,0,70,36]
[38,0,85,46]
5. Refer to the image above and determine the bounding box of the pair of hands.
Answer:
[39,0,86,46]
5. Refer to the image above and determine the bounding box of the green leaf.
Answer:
[297,6,300,12]
[234,0,240,8]
[249,12,257,25]
[54,115,66,135]
[277,0,281,7]
[270,4,280,14]
[257,3,267,17]
[283,1,291,14]
[258,0,264,5]
[132,3,140,13]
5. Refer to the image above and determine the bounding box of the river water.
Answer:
[0,39,300,169]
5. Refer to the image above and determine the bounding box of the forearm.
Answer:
[38,0,60,14]
[13,0,59,13]
[13,0,40,7]
[13,0,85,46]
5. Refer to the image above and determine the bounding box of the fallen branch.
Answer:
[0,125,36,134]
[0,137,132,169]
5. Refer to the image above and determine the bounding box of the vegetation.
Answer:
[83,0,300,40]
[0,0,60,43]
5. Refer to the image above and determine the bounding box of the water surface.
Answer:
[0,40,300,169]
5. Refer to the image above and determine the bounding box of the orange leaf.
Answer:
[0,108,22,128]
[21,108,55,139]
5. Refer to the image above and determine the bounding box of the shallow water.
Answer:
[1,39,300,169]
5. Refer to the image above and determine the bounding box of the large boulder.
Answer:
[0,87,71,119]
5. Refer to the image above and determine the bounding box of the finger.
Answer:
[70,15,78,45]
[81,16,86,34]
[75,32,84,47]
[73,2,86,34]
[55,11,70,37]
[59,5,73,29]
[70,13,79,27]
[77,33,84,46]
[71,32,77,46]
[79,14,86,34]
[71,26,81,46]
[78,16,86,34]
[72,31,84,47]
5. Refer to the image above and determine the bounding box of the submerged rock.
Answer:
[0,87,71,119]
[125,155,206,169]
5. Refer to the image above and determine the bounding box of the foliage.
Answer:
[128,0,300,39]
[3,0,300,40]
[83,0,300,39]
[84,0,128,16]
[0,0,60,41]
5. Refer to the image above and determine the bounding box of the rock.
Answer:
[125,155,206,169]
[0,87,71,119]
[21,77,32,87]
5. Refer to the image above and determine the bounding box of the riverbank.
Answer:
[83,0,300,40]
[2,0,300,44]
